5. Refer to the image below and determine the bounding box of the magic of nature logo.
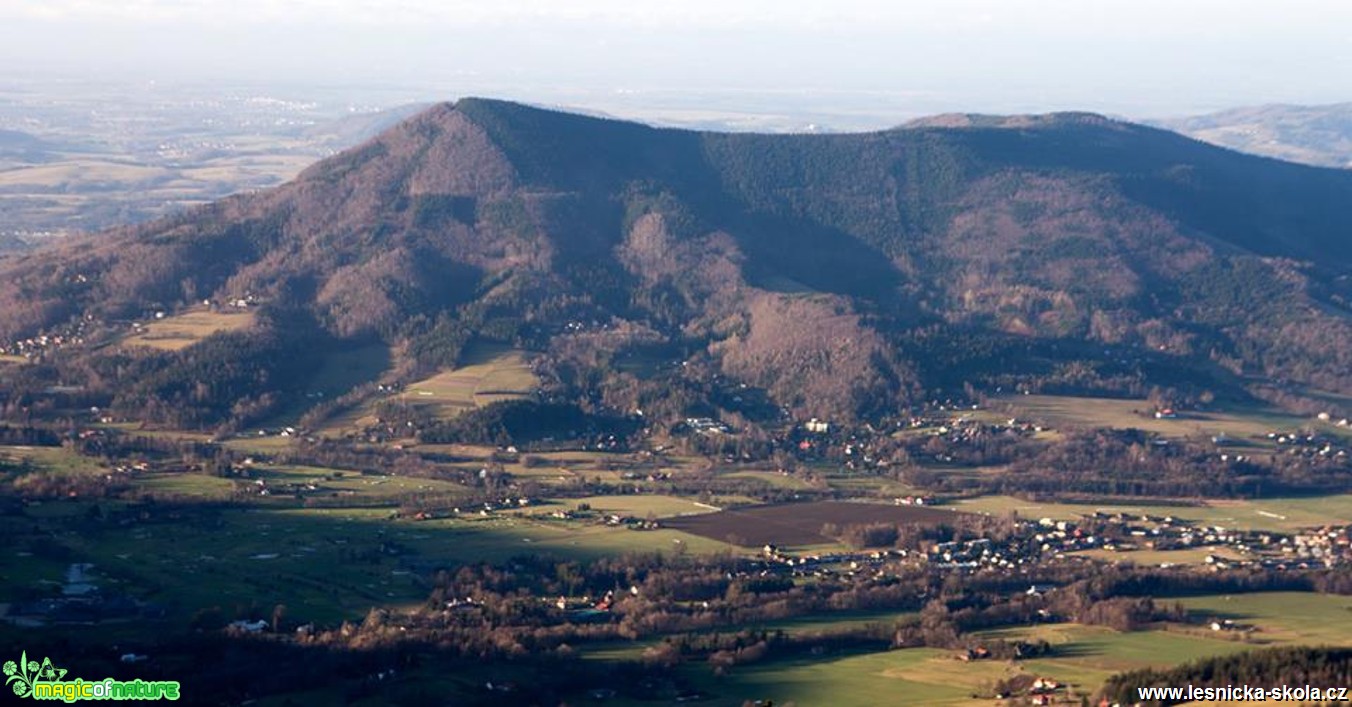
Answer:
[5,651,180,701]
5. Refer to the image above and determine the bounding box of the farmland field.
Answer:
[335,344,540,425]
[672,648,978,707]
[407,344,536,412]
[664,500,962,547]
[955,493,1352,532]
[990,394,1343,443]
[121,307,256,350]
[986,623,1257,690]
[723,469,815,490]
[313,344,536,436]
[1,444,106,477]
[1174,592,1352,645]
[660,617,1321,707]
[559,494,722,518]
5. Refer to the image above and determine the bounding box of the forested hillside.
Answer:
[2,99,1352,433]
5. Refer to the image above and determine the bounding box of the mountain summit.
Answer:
[4,98,1352,431]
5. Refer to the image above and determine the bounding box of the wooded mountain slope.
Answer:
[3,99,1352,429]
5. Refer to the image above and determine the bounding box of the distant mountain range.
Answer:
[1152,103,1352,169]
[4,99,1352,432]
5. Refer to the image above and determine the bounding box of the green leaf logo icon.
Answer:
[5,651,34,697]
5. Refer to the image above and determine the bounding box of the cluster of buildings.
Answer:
[748,510,1352,579]
[1,320,90,358]
[1284,526,1352,567]
[1265,430,1350,460]
[929,536,1044,570]
[682,417,731,435]
[451,496,535,517]
[1080,512,1352,571]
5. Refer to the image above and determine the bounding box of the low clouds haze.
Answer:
[3,0,1349,116]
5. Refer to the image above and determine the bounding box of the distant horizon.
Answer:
[5,0,1352,123]
[3,72,1350,137]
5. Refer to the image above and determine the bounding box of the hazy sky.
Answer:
[4,0,1350,118]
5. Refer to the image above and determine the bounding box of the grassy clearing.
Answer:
[316,406,379,437]
[255,464,468,501]
[133,472,238,500]
[95,424,214,444]
[663,595,1352,706]
[671,648,979,707]
[319,345,539,437]
[954,493,1352,532]
[407,443,499,459]
[723,469,814,490]
[122,307,256,351]
[0,444,105,476]
[986,624,1255,697]
[825,472,920,497]
[126,462,470,504]
[410,517,734,563]
[990,394,1335,443]
[558,494,722,518]
[398,345,537,419]
[221,436,299,456]
[1175,592,1352,645]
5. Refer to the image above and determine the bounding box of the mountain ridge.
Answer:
[3,98,1352,432]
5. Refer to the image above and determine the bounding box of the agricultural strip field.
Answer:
[321,344,538,436]
[398,345,536,417]
[989,394,1346,443]
[557,494,723,518]
[722,469,815,490]
[955,494,1352,532]
[663,501,962,547]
